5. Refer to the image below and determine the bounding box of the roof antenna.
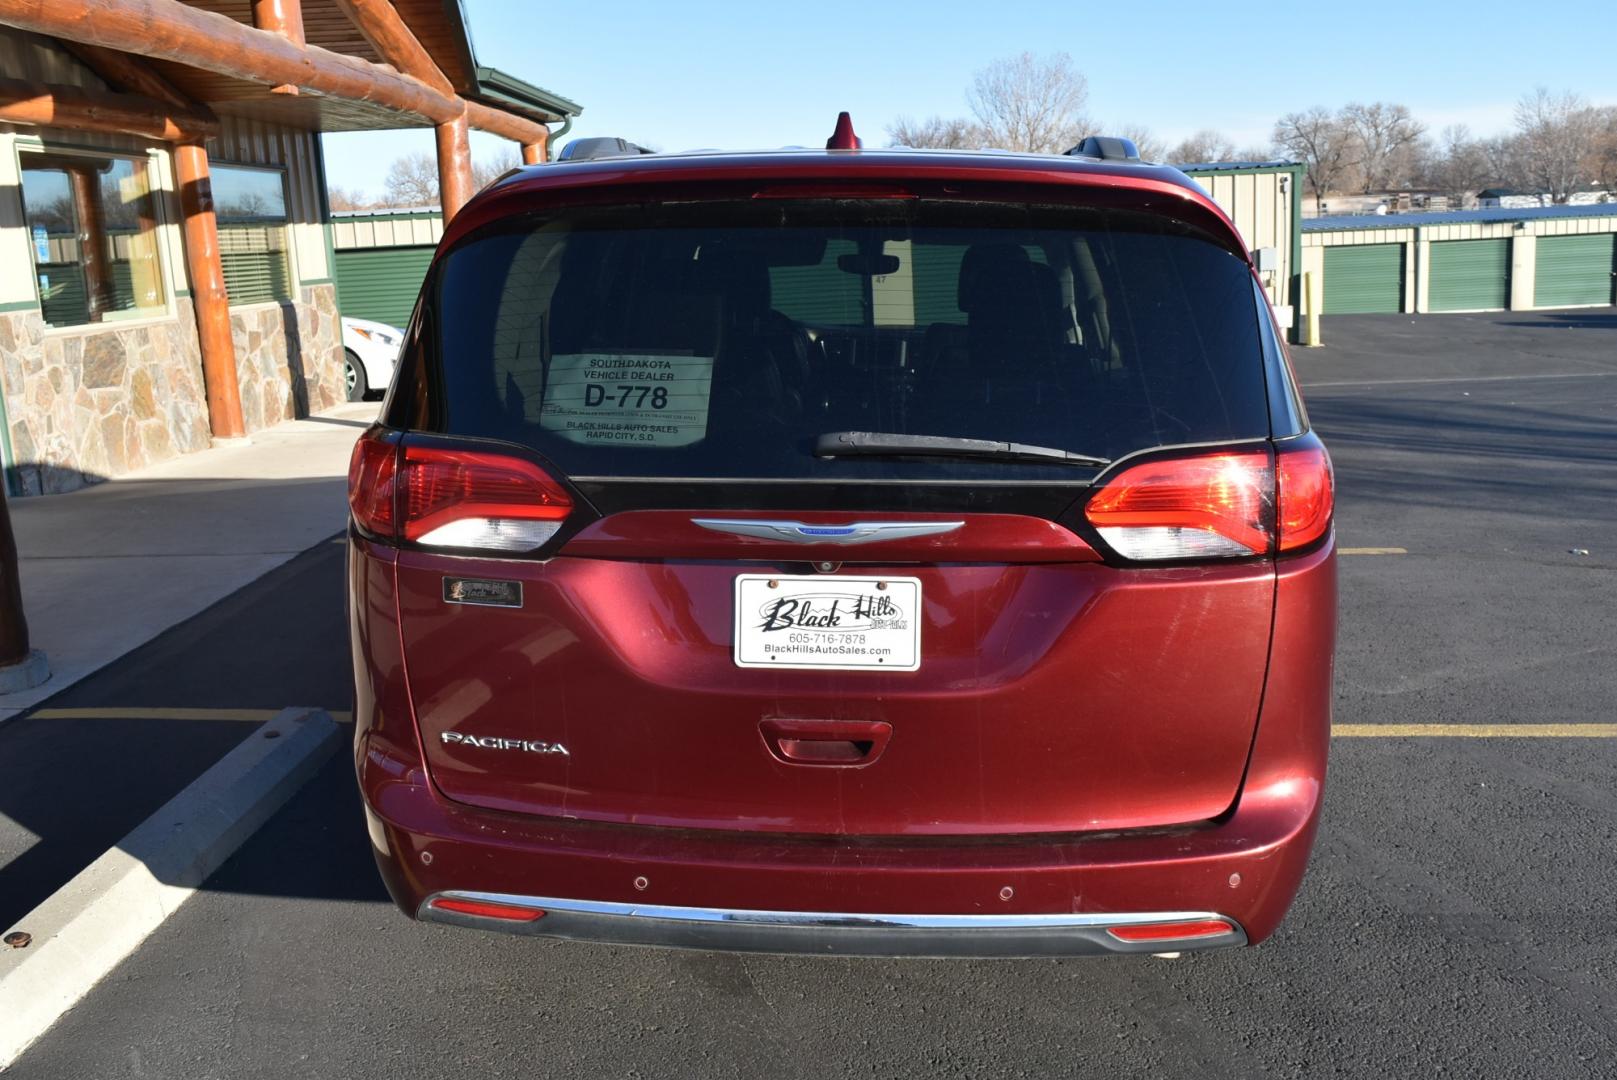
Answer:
[826,112,861,150]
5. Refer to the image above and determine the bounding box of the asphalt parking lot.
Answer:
[10,309,1617,1078]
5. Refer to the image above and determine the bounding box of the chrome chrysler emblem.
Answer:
[692,519,964,545]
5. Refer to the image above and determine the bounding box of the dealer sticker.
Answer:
[733,575,922,671]
[539,352,714,447]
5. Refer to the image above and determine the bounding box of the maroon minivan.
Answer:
[347,126,1336,957]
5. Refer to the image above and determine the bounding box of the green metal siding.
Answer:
[1429,238,1509,312]
[1323,244,1403,313]
[1534,234,1616,308]
[334,246,435,329]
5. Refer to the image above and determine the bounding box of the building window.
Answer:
[18,149,168,328]
[213,164,292,305]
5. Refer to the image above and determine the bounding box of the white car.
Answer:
[341,317,405,401]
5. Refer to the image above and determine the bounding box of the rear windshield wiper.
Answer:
[814,431,1110,468]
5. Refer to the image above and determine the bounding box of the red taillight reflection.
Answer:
[1277,444,1334,552]
[429,896,546,922]
[347,429,398,537]
[1107,919,1234,942]
[1085,451,1273,560]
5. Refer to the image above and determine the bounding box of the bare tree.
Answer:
[1340,102,1426,193]
[1421,125,1493,202]
[886,115,985,150]
[1584,105,1617,194]
[327,185,374,212]
[1167,129,1239,164]
[1515,88,1599,203]
[473,147,521,191]
[967,51,1091,154]
[1274,107,1356,213]
[383,152,439,208]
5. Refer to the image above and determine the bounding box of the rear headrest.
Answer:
[958,243,1060,318]
[692,248,771,321]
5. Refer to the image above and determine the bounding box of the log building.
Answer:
[0,0,580,496]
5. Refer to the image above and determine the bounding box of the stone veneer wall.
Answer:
[229,284,347,432]
[1,283,348,495]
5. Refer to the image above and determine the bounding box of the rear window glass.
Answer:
[409,199,1268,480]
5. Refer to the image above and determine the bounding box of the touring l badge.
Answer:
[441,731,569,755]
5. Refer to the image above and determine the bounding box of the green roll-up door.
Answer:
[1429,238,1509,312]
[1322,244,1404,313]
[334,246,436,329]
[1534,234,1616,308]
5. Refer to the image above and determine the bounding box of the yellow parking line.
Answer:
[1334,723,1617,738]
[32,707,353,724]
[1339,547,1408,555]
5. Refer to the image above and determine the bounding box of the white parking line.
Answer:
[1339,547,1408,556]
[1307,371,1613,389]
[0,708,343,1069]
[1335,724,1617,737]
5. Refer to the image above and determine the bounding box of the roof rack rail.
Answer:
[1065,136,1141,163]
[557,137,655,162]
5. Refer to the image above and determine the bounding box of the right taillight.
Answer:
[346,430,573,553]
[1085,450,1274,561]
[1084,440,1333,562]
[1276,441,1334,552]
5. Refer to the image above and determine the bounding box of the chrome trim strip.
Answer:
[692,518,965,545]
[419,891,1248,958]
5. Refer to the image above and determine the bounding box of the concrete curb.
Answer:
[0,707,343,1070]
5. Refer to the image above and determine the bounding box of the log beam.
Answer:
[174,142,246,441]
[251,0,306,94]
[0,0,556,143]
[0,78,218,140]
[435,111,472,221]
[59,42,197,110]
[462,99,548,145]
[0,0,457,124]
[330,0,454,98]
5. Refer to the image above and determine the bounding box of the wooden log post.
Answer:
[0,487,29,668]
[435,110,472,221]
[174,141,246,441]
[521,138,545,166]
[251,0,304,94]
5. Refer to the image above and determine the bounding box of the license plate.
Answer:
[733,575,922,671]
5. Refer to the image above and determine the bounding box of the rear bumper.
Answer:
[416,891,1246,957]
[353,539,1335,955]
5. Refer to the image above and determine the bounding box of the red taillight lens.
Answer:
[1276,443,1334,552]
[1085,451,1273,560]
[347,429,399,537]
[398,445,572,552]
[428,896,546,922]
[1107,919,1234,942]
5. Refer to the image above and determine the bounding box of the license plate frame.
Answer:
[732,574,922,671]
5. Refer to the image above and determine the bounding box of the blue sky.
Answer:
[322,0,1617,197]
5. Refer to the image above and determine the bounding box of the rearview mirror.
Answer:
[837,253,901,276]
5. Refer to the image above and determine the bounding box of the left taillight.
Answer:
[347,428,399,538]
[346,431,573,553]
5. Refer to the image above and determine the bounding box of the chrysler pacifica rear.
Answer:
[347,133,1336,957]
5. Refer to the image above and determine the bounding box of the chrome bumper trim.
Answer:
[418,891,1248,958]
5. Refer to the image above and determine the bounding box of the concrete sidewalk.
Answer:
[1,402,376,723]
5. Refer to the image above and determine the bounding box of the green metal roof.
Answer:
[472,65,584,122]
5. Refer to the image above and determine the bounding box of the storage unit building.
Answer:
[1302,205,1617,318]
